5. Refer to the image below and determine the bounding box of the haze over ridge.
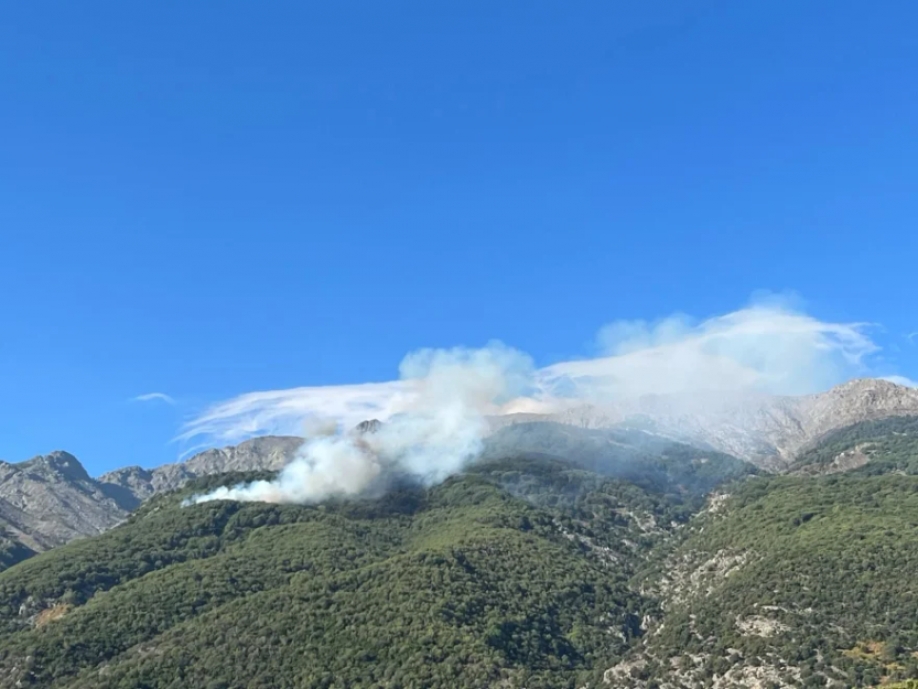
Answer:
[183,301,918,505]
[181,300,906,449]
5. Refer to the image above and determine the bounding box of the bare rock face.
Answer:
[494,378,918,468]
[0,451,130,551]
[1,437,304,552]
[98,436,304,505]
[96,464,195,506]
[354,419,382,434]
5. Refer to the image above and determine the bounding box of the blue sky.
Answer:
[2,1,917,474]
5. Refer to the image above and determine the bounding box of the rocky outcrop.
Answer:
[354,419,382,434]
[0,451,130,551]
[1,437,304,551]
[494,379,918,468]
[99,435,304,504]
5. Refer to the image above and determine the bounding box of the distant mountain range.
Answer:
[0,436,303,552]
[2,378,917,554]
[3,378,918,686]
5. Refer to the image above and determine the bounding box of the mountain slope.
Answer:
[480,421,757,507]
[0,452,130,551]
[4,378,915,554]
[3,449,918,686]
[607,474,918,688]
[0,437,304,553]
[790,415,918,476]
[497,379,918,468]
[0,462,685,689]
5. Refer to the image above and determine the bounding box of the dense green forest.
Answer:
[2,421,918,687]
[624,474,918,687]
[792,415,918,475]
[0,459,691,689]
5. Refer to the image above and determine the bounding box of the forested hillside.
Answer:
[0,461,691,689]
[791,416,918,476]
[612,474,918,687]
[2,427,918,687]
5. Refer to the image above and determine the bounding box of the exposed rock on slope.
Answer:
[0,452,129,551]
[354,419,382,434]
[99,435,303,505]
[0,437,304,551]
[494,379,918,468]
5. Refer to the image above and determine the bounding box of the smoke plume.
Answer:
[186,343,534,504]
[183,300,903,505]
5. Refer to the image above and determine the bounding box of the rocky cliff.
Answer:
[0,437,304,550]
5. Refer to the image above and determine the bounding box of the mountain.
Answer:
[603,473,918,687]
[0,451,130,552]
[98,435,304,506]
[1,422,754,561]
[0,460,685,689]
[2,447,918,686]
[496,379,918,469]
[2,378,916,558]
[0,437,304,553]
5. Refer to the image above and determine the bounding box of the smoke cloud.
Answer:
[186,343,534,504]
[183,300,902,505]
[538,303,878,402]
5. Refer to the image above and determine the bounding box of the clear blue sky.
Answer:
[2,1,917,474]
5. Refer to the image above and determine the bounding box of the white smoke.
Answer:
[186,343,534,504]
[182,300,906,505]
[537,303,879,402]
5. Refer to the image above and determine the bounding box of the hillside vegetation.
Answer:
[792,416,918,476]
[0,461,693,689]
[2,419,918,687]
[614,474,918,687]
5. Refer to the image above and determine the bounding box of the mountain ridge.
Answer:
[0,437,304,552]
[493,378,918,468]
[3,445,918,686]
[2,378,917,554]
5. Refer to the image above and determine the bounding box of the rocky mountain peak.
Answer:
[21,451,92,482]
[0,452,124,551]
[2,436,306,552]
[810,377,918,405]
[355,419,382,434]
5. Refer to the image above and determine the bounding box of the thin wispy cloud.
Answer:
[540,304,878,401]
[177,381,408,451]
[133,392,176,404]
[180,300,889,452]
